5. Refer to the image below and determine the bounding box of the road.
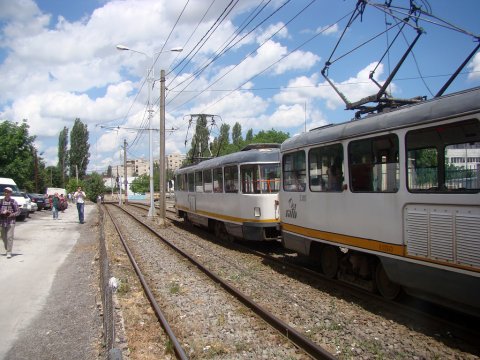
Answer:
[0,204,101,359]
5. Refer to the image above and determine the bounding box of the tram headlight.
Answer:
[254,207,261,217]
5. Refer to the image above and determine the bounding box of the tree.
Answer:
[211,123,230,157]
[231,122,243,150]
[245,128,253,142]
[45,166,62,189]
[69,118,90,179]
[66,178,84,194]
[130,174,150,194]
[58,126,69,187]
[106,165,113,177]
[186,114,210,164]
[0,120,38,191]
[251,129,290,144]
[84,172,106,202]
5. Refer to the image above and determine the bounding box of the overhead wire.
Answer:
[165,0,239,82]
[198,9,354,114]
[170,0,329,114]
[166,0,218,79]
[127,0,191,152]
[166,0,274,89]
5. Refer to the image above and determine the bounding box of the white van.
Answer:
[0,177,30,221]
[46,187,67,197]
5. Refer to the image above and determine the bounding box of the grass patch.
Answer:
[117,279,130,295]
[169,281,180,295]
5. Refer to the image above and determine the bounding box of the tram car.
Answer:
[279,87,480,316]
[174,144,281,241]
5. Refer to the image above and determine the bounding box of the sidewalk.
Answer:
[0,204,102,360]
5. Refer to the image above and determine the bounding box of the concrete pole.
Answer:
[159,69,166,225]
[124,138,128,204]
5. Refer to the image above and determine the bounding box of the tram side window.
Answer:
[283,151,306,192]
[241,165,261,194]
[309,144,344,192]
[406,119,480,192]
[187,173,194,192]
[260,163,280,193]
[224,165,239,193]
[203,169,213,193]
[349,134,399,192]
[175,174,185,191]
[195,171,203,192]
[213,167,223,193]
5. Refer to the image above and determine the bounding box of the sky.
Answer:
[0,0,479,173]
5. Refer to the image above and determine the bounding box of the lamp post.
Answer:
[116,44,182,217]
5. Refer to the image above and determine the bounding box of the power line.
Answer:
[169,0,318,110]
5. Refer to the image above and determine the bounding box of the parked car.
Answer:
[21,192,34,215]
[27,193,46,211]
[43,194,52,210]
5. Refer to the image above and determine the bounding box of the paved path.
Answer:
[0,204,101,359]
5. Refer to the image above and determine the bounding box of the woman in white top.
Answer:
[73,186,86,224]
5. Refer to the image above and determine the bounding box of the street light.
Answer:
[116,44,183,218]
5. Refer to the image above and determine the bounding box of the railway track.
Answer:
[122,200,480,358]
[103,203,334,359]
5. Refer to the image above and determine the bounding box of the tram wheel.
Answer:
[375,262,401,300]
[320,245,339,279]
[214,221,230,242]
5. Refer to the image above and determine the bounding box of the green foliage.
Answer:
[186,114,211,163]
[251,129,290,144]
[83,172,106,202]
[0,120,39,191]
[66,178,84,194]
[130,174,150,194]
[211,123,231,157]
[69,118,90,179]
[44,166,64,190]
[245,128,253,142]
[232,122,243,147]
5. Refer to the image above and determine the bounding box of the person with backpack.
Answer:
[1,187,21,258]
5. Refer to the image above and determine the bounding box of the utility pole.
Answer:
[117,165,122,205]
[34,149,39,193]
[159,69,166,225]
[123,139,128,204]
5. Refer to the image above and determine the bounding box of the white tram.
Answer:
[175,144,281,241]
[279,87,480,315]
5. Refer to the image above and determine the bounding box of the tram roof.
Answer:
[281,87,480,152]
[175,146,280,173]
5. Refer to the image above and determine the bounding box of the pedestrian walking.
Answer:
[0,187,21,258]
[73,187,86,224]
[52,193,60,220]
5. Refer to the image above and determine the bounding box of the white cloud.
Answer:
[256,22,289,44]
[274,62,393,111]
[317,23,339,36]
[468,52,480,80]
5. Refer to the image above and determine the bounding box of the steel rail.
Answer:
[103,205,188,360]
[132,201,480,345]
[129,201,480,348]
[113,203,336,360]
